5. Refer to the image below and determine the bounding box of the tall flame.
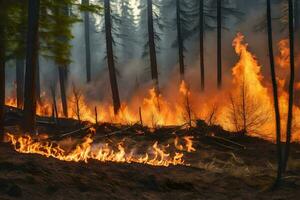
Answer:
[5,33,300,142]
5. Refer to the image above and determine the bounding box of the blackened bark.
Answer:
[104,0,121,114]
[147,0,159,91]
[58,66,68,117]
[36,56,41,103]
[267,0,282,186]
[283,0,295,173]
[217,0,222,89]
[295,0,300,30]
[83,0,91,83]
[176,0,184,80]
[23,0,40,132]
[199,0,205,91]
[0,49,5,137]
[16,58,25,109]
[50,85,59,124]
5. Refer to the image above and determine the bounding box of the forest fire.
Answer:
[4,129,188,167]
[5,33,300,142]
[2,0,300,198]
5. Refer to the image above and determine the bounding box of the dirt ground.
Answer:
[1,123,300,200]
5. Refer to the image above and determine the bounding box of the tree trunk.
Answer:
[295,0,300,30]
[50,85,59,124]
[16,58,25,109]
[217,0,222,89]
[199,0,205,91]
[147,0,159,91]
[58,66,68,117]
[23,0,40,132]
[82,0,91,83]
[0,49,5,137]
[104,0,121,114]
[267,0,282,186]
[283,0,295,173]
[176,0,185,81]
[36,55,41,103]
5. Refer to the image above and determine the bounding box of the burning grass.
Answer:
[4,127,193,167]
[1,122,300,199]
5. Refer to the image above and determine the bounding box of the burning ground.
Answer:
[1,121,300,200]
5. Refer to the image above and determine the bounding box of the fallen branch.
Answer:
[208,135,246,150]
[95,126,134,139]
[47,125,93,140]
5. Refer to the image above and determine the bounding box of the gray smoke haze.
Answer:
[5,0,299,106]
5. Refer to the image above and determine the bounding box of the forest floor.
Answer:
[0,112,300,199]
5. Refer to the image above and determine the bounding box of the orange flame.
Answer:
[5,33,300,142]
[5,132,186,167]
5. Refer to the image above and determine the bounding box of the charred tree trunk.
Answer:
[82,0,91,83]
[58,66,68,117]
[147,0,159,91]
[267,0,282,186]
[200,0,205,91]
[0,41,5,137]
[50,85,59,124]
[295,0,300,30]
[104,0,121,114]
[217,0,222,89]
[176,0,185,81]
[36,56,41,103]
[23,0,40,132]
[283,0,295,173]
[16,58,25,109]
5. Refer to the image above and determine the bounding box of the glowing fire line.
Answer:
[5,132,188,167]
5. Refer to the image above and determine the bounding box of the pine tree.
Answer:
[199,0,205,91]
[217,0,222,89]
[266,0,282,186]
[282,0,295,173]
[40,0,83,118]
[82,0,92,83]
[176,0,185,80]
[0,5,5,136]
[15,0,27,109]
[23,0,40,132]
[104,0,121,114]
[147,0,159,91]
[119,0,137,62]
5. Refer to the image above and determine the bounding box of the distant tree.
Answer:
[119,0,137,62]
[23,0,40,132]
[181,0,241,90]
[266,0,282,186]
[199,0,205,91]
[217,0,222,89]
[16,58,25,109]
[0,1,6,136]
[82,0,92,83]
[176,0,185,80]
[282,0,295,173]
[147,0,159,92]
[104,0,121,114]
[46,2,73,118]
[15,1,27,109]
